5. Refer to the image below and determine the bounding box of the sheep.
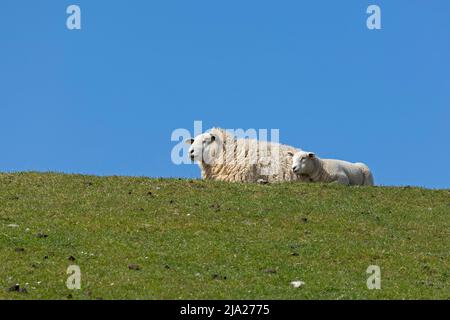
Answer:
[287,150,374,186]
[186,128,304,183]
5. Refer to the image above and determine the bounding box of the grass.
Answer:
[0,172,449,300]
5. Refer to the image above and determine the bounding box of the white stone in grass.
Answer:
[290,280,305,288]
[7,224,19,228]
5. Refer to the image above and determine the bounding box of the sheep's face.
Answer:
[288,151,316,175]
[185,133,218,164]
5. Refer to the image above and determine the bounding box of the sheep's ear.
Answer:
[287,151,294,157]
[308,152,315,159]
[185,138,195,145]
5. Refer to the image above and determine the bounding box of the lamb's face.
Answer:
[288,151,316,175]
[185,133,217,163]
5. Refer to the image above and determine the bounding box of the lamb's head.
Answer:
[288,151,316,175]
[185,132,220,164]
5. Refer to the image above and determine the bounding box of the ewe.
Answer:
[288,151,374,186]
[186,128,303,183]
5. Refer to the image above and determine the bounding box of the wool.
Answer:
[187,128,304,183]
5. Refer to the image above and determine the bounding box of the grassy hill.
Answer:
[0,172,448,300]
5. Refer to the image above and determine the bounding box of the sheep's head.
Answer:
[185,132,219,164]
[288,151,316,175]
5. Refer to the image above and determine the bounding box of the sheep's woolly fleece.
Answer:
[190,128,304,183]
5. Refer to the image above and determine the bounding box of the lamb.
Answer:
[186,128,304,183]
[287,150,374,186]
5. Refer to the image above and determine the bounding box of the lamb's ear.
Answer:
[287,151,294,157]
[308,152,315,159]
[185,138,195,145]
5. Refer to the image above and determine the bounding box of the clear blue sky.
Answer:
[1,1,449,188]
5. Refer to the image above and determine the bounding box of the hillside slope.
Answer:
[0,172,448,299]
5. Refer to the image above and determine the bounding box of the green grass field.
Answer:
[0,172,448,300]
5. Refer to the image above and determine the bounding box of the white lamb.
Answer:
[186,128,304,183]
[287,150,374,186]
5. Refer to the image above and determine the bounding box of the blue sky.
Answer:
[1,1,449,188]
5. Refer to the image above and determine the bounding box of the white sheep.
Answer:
[287,150,374,186]
[186,128,304,183]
